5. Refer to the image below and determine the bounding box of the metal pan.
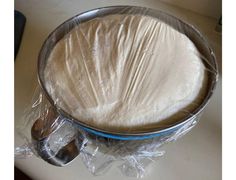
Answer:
[33,6,218,166]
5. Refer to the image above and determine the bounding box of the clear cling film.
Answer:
[15,6,218,178]
[15,89,201,177]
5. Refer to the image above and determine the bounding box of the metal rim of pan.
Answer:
[37,5,218,139]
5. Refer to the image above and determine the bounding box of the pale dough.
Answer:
[44,15,207,131]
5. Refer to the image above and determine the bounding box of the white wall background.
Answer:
[160,0,221,18]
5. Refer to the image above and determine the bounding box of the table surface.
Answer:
[15,0,222,180]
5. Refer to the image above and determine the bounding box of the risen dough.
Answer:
[44,15,207,131]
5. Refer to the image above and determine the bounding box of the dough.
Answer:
[44,14,207,132]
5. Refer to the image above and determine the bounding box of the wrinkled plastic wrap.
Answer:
[15,6,218,178]
[15,87,201,177]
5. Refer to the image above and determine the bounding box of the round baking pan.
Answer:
[37,6,218,140]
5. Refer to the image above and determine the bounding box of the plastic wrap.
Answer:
[15,6,218,178]
[16,88,201,177]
